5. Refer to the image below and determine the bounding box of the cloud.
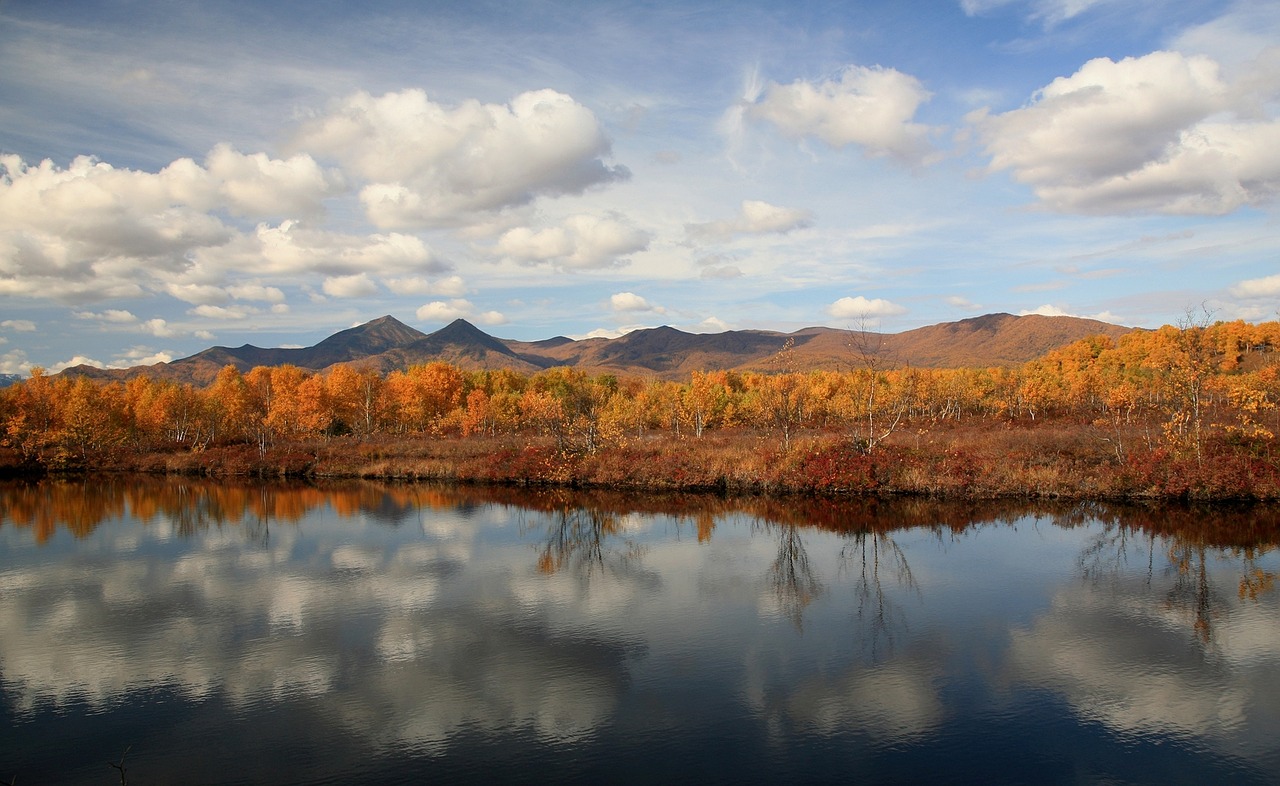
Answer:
[700,266,743,280]
[415,299,507,326]
[191,304,261,320]
[48,355,107,372]
[490,214,650,270]
[0,349,32,375]
[1172,2,1280,66]
[696,254,744,280]
[827,296,908,319]
[203,144,343,218]
[574,325,645,340]
[322,273,379,298]
[74,309,138,323]
[1231,274,1280,298]
[1019,304,1074,317]
[143,318,179,338]
[115,346,174,366]
[748,65,939,164]
[385,275,467,297]
[971,50,1280,214]
[610,292,666,314]
[292,89,629,229]
[959,0,1113,28]
[193,220,443,279]
[959,0,1019,15]
[1,319,37,332]
[226,283,286,303]
[166,283,231,306]
[946,295,981,309]
[686,200,812,241]
[692,316,732,333]
[0,147,344,306]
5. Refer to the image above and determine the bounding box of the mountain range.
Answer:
[59,313,1135,385]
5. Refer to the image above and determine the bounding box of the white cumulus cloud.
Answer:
[203,143,342,218]
[687,200,812,241]
[322,273,379,298]
[1230,273,1280,299]
[1019,304,1075,317]
[749,65,938,164]
[142,318,179,338]
[193,220,442,279]
[49,355,107,372]
[610,292,666,314]
[385,274,467,297]
[165,283,230,306]
[191,304,260,320]
[292,88,629,229]
[971,50,1280,214]
[828,296,908,319]
[74,309,138,323]
[0,147,342,305]
[226,283,286,303]
[491,214,650,270]
[415,299,507,326]
[115,346,174,366]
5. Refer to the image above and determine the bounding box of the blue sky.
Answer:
[1,0,1278,373]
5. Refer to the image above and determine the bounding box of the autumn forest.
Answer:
[4,317,1280,500]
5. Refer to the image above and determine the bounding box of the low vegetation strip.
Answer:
[2,318,1277,501]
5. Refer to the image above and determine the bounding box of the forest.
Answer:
[2,317,1279,500]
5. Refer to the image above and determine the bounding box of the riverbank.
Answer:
[7,423,1278,501]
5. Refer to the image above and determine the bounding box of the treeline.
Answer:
[2,318,1278,486]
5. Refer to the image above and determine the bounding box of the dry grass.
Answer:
[7,420,1278,501]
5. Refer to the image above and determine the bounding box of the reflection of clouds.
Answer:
[0,508,631,753]
[1007,577,1280,762]
[784,659,944,740]
[343,616,625,751]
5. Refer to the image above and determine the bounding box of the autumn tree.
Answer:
[325,364,384,437]
[2,368,59,461]
[846,319,906,452]
[384,361,465,434]
[749,339,809,450]
[684,370,733,437]
[53,377,128,464]
[527,367,618,453]
[1146,309,1223,462]
[207,365,269,451]
[263,365,328,442]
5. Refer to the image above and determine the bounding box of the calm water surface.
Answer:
[1,477,1278,784]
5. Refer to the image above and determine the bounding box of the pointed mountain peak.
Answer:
[417,319,515,356]
[311,315,428,359]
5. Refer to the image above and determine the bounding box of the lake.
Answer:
[2,477,1278,784]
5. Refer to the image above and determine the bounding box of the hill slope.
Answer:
[57,313,1135,385]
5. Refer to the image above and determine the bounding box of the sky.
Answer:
[1,0,1278,375]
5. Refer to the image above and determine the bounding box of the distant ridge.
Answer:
[57,313,1135,385]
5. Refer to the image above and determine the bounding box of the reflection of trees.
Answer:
[840,531,919,658]
[526,503,646,578]
[1077,504,1279,644]
[1080,524,1156,586]
[765,524,822,630]
[1166,543,1226,643]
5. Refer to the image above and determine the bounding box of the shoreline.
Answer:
[5,425,1278,503]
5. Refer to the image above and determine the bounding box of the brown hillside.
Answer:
[57,313,1135,385]
[885,313,1133,368]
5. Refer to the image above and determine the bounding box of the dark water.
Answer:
[1,478,1278,785]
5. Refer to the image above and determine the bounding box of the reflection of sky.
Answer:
[2,487,1278,782]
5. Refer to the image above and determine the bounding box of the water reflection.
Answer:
[522,498,647,579]
[1,478,1278,783]
[841,530,920,659]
